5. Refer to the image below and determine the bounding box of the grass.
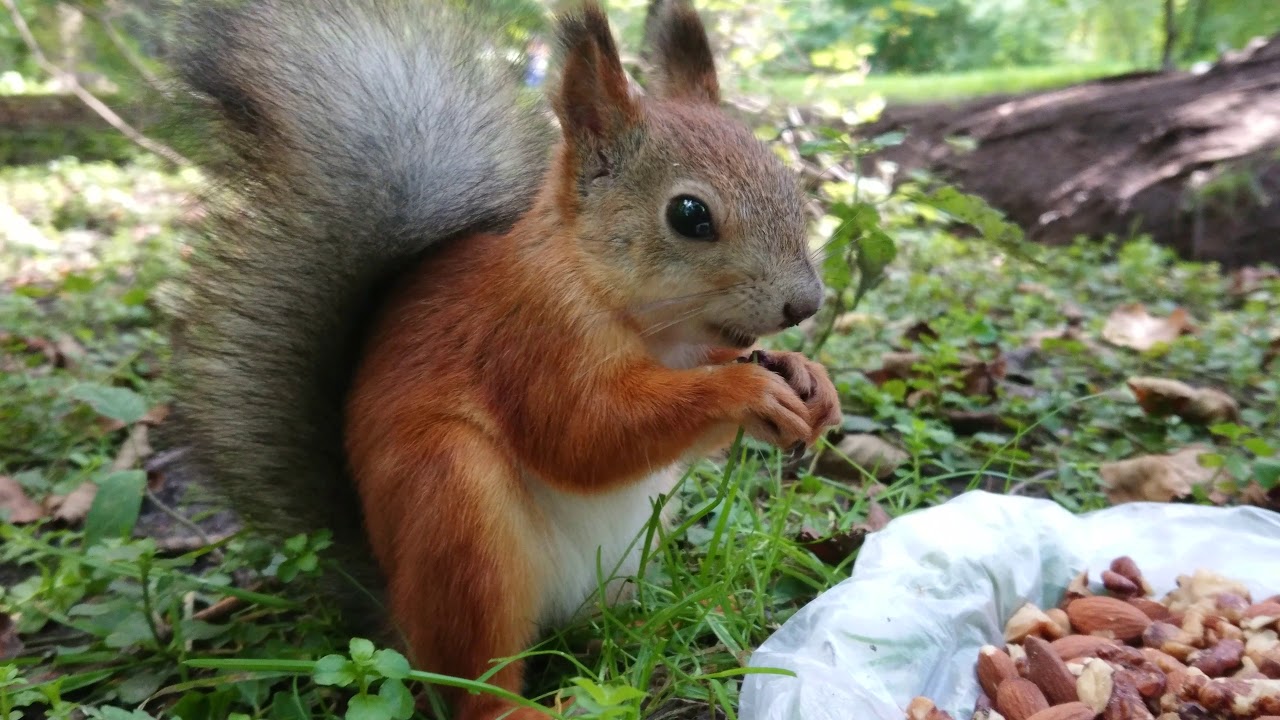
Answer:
[747,62,1134,106]
[0,137,1277,720]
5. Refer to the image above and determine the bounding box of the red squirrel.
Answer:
[169,1,841,717]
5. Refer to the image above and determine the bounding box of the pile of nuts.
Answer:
[906,556,1280,720]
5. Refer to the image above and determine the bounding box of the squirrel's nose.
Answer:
[782,297,820,327]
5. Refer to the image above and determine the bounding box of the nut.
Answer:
[1204,615,1245,645]
[1067,597,1153,641]
[1102,670,1155,720]
[1078,658,1116,714]
[1060,572,1093,609]
[1189,638,1245,678]
[1142,622,1197,661]
[1045,608,1072,639]
[1140,648,1188,675]
[1053,635,1121,662]
[1024,703,1096,720]
[1127,598,1172,622]
[1109,556,1152,595]
[1164,571,1252,615]
[1180,608,1208,647]
[979,645,1021,699]
[906,696,956,720]
[1244,602,1280,631]
[1007,604,1062,643]
[1024,636,1079,704]
[1215,593,1250,624]
[1197,677,1280,716]
[996,678,1050,720]
[1103,571,1141,598]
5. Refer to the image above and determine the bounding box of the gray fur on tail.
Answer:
[167,0,554,625]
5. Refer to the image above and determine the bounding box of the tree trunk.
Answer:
[1162,0,1177,71]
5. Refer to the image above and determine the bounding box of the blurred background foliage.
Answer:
[2,0,1276,101]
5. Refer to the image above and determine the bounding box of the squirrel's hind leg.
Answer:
[359,420,550,719]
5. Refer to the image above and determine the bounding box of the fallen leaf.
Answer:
[1099,445,1220,504]
[902,320,939,344]
[1264,337,1279,372]
[863,351,923,385]
[814,434,908,480]
[111,424,154,472]
[0,475,44,524]
[797,500,891,565]
[960,354,1006,399]
[1127,377,1240,425]
[1101,303,1195,351]
[1229,266,1280,296]
[0,613,22,660]
[50,481,98,525]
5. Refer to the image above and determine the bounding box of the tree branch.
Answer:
[2,0,188,167]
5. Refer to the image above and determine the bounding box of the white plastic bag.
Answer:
[738,490,1280,720]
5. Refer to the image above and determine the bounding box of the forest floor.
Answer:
[0,142,1277,720]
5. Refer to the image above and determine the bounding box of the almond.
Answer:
[1126,598,1171,622]
[1053,635,1120,662]
[1068,596,1153,641]
[1024,702,1095,720]
[1109,556,1147,592]
[1024,636,1079,705]
[1142,622,1197,660]
[978,645,1021,699]
[1140,648,1188,675]
[996,678,1050,720]
[1102,571,1140,598]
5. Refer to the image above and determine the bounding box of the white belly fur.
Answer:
[528,465,683,628]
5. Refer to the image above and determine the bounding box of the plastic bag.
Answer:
[738,490,1280,720]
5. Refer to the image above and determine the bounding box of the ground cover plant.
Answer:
[1,110,1276,720]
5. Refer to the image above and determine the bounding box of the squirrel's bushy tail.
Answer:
[168,0,553,621]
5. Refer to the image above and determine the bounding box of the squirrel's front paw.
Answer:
[738,368,812,452]
[751,350,842,440]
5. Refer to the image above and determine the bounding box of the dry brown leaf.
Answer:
[863,351,924,385]
[50,481,98,525]
[1101,304,1194,351]
[814,434,908,480]
[0,475,44,524]
[1265,338,1280,372]
[1127,377,1240,425]
[111,424,154,472]
[1099,446,1220,504]
[796,500,891,565]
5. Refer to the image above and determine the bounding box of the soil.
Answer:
[836,36,1280,268]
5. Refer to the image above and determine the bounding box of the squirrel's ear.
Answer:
[553,2,641,178]
[641,0,719,105]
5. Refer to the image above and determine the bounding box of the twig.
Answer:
[2,0,188,167]
[88,3,167,95]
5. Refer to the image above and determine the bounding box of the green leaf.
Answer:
[116,668,167,704]
[84,471,147,547]
[313,655,356,687]
[378,678,415,720]
[853,230,897,305]
[104,613,155,650]
[346,694,392,720]
[1255,459,1280,490]
[349,637,376,663]
[68,384,148,425]
[371,649,410,680]
[1242,437,1276,457]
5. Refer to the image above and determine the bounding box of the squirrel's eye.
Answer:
[666,195,715,240]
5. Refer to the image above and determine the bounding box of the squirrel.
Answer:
[168,0,841,718]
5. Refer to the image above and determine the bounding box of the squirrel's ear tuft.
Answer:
[553,2,640,178]
[641,0,719,105]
